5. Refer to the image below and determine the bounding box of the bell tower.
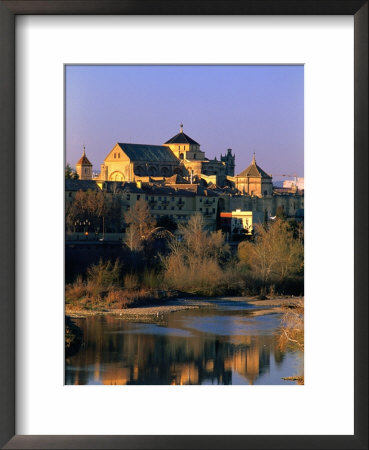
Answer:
[76,145,93,180]
[221,148,235,176]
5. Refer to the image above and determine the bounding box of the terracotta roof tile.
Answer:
[238,156,271,179]
[76,154,92,166]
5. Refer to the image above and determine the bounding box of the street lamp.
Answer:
[74,219,91,240]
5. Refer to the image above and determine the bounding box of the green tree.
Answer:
[65,163,79,179]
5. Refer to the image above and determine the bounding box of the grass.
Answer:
[65,261,174,311]
[65,238,304,314]
[66,262,304,311]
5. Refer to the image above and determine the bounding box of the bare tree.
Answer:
[123,199,156,251]
[238,219,304,282]
[66,189,104,232]
[162,214,230,292]
[66,189,121,233]
[124,224,143,252]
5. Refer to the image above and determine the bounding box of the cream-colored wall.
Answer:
[76,164,92,180]
[225,192,303,218]
[164,143,204,161]
[235,176,262,196]
[234,175,273,197]
[183,160,203,177]
[231,211,253,235]
[98,144,132,181]
[100,144,180,181]
[165,143,189,158]
[145,193,218,230]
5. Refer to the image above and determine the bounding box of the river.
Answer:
[65,298,303,385]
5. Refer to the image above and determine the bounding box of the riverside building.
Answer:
[67,126,303,239]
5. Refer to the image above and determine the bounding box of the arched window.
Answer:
[148,166,157,176]
[135,166,144,176]
[161,167,169,176]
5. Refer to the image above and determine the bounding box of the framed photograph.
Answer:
[0,1,367,449]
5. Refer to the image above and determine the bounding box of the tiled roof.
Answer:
[99,181,136,193]
[164,174,188,184]
[238,156,271,179]
[117,143,179,163]
[65,179,99,191]
[76,154,92,166]
[164,132,200,146]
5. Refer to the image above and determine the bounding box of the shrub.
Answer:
[87,259,121,289]
[123,273,139,290]
[238,219,304,283]
[141,269,163,290]
[278,298,304,351]
[65,276,88,303]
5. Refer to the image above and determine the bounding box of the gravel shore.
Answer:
[66,296,303,320]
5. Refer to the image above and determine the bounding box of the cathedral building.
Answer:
[164,125,235,186]
[71,127,303,231]
[98,142,179,182]
[69,130,303,240]
[79,125,235,186]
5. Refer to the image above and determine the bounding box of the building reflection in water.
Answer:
[65,313,299,386]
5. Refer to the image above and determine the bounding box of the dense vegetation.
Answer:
[66,199,304,311]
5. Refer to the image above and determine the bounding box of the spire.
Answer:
[83,144,86,156]
[180,123,183,133]
[252,152,256,164]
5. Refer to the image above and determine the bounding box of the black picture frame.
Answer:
[0,1,367,449]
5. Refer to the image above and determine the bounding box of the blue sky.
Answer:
[66,65,304,179]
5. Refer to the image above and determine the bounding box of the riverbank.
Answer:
[66,296,303,321]
[66,298,304,385]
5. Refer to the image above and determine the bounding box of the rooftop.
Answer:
[116,143,179,163]
[65,179,99,191]
[238,154,272,179]
[76,147,92,166]
[164,125,200,146]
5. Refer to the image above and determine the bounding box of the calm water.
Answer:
[65,298,303,385]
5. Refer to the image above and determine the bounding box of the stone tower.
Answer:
[76,146,93,180]
[221,148,235,177]
[235,153,273,197]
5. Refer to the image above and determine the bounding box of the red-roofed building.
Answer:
[76,146,93,180]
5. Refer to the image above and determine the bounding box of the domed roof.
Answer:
[238,154,271,179]
[164,124,200,146]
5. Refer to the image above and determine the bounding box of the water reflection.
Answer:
[65,308,303,385]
